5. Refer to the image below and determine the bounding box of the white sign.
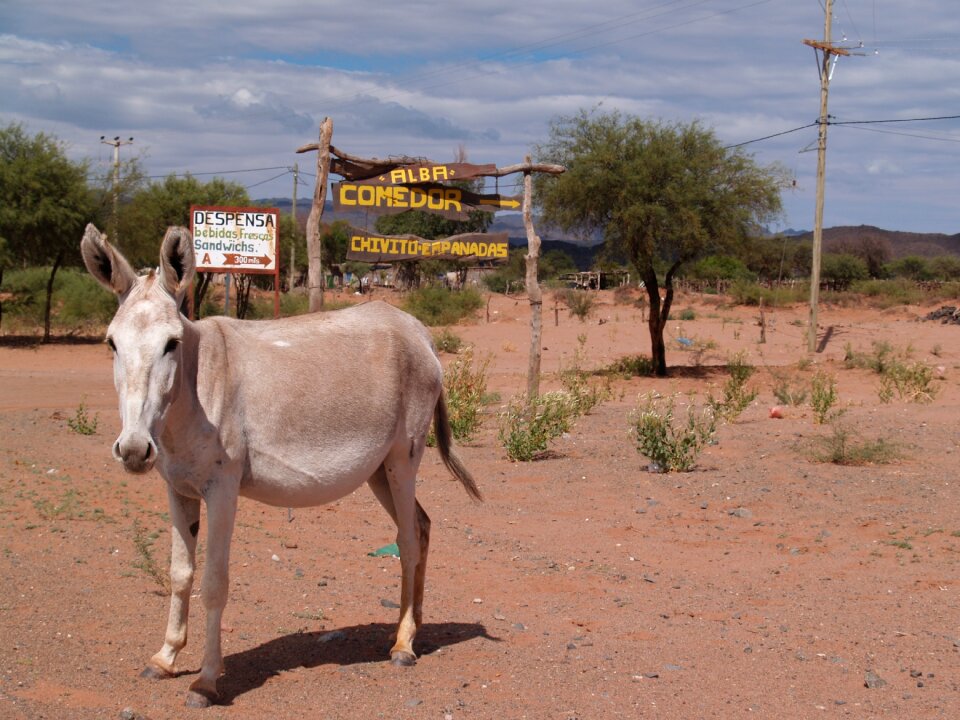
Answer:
[190,206,279,274]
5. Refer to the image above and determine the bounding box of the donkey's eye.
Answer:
[163,338,181,355]
[106,337,117,353]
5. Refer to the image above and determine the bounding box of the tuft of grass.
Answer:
[131,519,170,594]
[558,334,612,416]
[630,393,718,472]
[844,341,939,404]
[678,307,696,321]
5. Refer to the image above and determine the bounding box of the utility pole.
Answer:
[803,1,849,352]
[289,162,299,291]
[100,136,134,246]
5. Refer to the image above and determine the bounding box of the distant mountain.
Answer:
[790,225,960,258]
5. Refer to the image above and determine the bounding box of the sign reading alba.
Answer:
[191,206,279,274]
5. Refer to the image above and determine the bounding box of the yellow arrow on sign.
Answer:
[478,196,521,210]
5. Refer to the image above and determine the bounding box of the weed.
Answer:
[440,348,490,443]
[67,401,99,436]
[556,289,595,322]
[499,392,577,462]
[131,519,170,594]
[808,422,900,465]
[707,352,758,421]
[878,360,939,404]
[810,372,840,424]
[770,370,808,406]
[33,489,81,520]
[604,355,654,378]
[678,307,696,321]
[558,334,613,416]
[432,328,464,354]
[886,538,913,550]
[630,393,718,472]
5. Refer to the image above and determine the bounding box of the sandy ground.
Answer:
[1,289,959,719]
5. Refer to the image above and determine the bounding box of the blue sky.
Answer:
[2,0,959,234]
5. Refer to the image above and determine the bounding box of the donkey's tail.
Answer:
[434,392,483,502]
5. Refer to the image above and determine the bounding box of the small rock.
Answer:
[512,623,526,631]
[380,598,400,609]
[729,507,753,519]
[405,698,423,708]
[271,554,280,562]
[865,670,887,689]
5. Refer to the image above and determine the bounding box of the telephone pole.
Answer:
[100,135,134,246]
[803,1,849,352]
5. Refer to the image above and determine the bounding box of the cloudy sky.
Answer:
[2,0,958,234]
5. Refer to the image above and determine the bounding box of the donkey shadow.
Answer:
[213,621,497,704]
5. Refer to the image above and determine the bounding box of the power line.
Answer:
[145,165,289,180]
[725,123,818,149]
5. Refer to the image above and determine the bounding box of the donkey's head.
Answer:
[81,224,195,473]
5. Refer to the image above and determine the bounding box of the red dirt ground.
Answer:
[1,290,959,719]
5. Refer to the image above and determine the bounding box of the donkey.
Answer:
[80,224,481,707]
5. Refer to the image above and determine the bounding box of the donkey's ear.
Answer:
[80,224,137,299]
[159,226,196,300]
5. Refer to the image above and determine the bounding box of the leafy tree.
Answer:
[0,123,95,341]
[885,255,931,281]
[821,253,868,291]
[535,110,785,375]
[928,255,960,280]
[121,174,250,268]
[684,255,755,283]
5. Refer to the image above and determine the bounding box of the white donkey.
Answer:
[81,224,481,707]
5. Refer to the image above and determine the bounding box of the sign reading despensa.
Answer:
[190,206,279,274]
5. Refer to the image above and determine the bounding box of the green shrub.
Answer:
[771,371,808,406]
[1,267,116,330]
[728,280,807,307]
[678,307,696,321]
[498,392,577,461]
[630,393,718,472]
[403,286,484,326]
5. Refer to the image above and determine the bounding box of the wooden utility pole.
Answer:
[804,0,849,352]
[289,162,298,291]
[522,154,543,402]
[302,118,333,311]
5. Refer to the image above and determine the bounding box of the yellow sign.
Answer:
[346,231,509,262]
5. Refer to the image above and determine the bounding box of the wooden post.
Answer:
[306,117,333,312]
[759,297,766,344]
[523,155,542,403]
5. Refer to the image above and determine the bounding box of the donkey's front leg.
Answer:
[143,488,200,679]
[185,484,238,708]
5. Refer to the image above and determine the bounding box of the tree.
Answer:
[535,110,785,375]
[122,174,250,312]
[821,253,868,291]
[0,123,95,341]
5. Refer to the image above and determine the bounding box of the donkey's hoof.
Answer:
[390,650,417,667]
[140,664,173,680]
[185,688,218,708]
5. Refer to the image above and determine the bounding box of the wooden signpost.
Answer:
[296,124,565,403]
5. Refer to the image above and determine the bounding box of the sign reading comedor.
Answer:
[190,206,279,274]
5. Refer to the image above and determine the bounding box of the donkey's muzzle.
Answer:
[113,433,158,474]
